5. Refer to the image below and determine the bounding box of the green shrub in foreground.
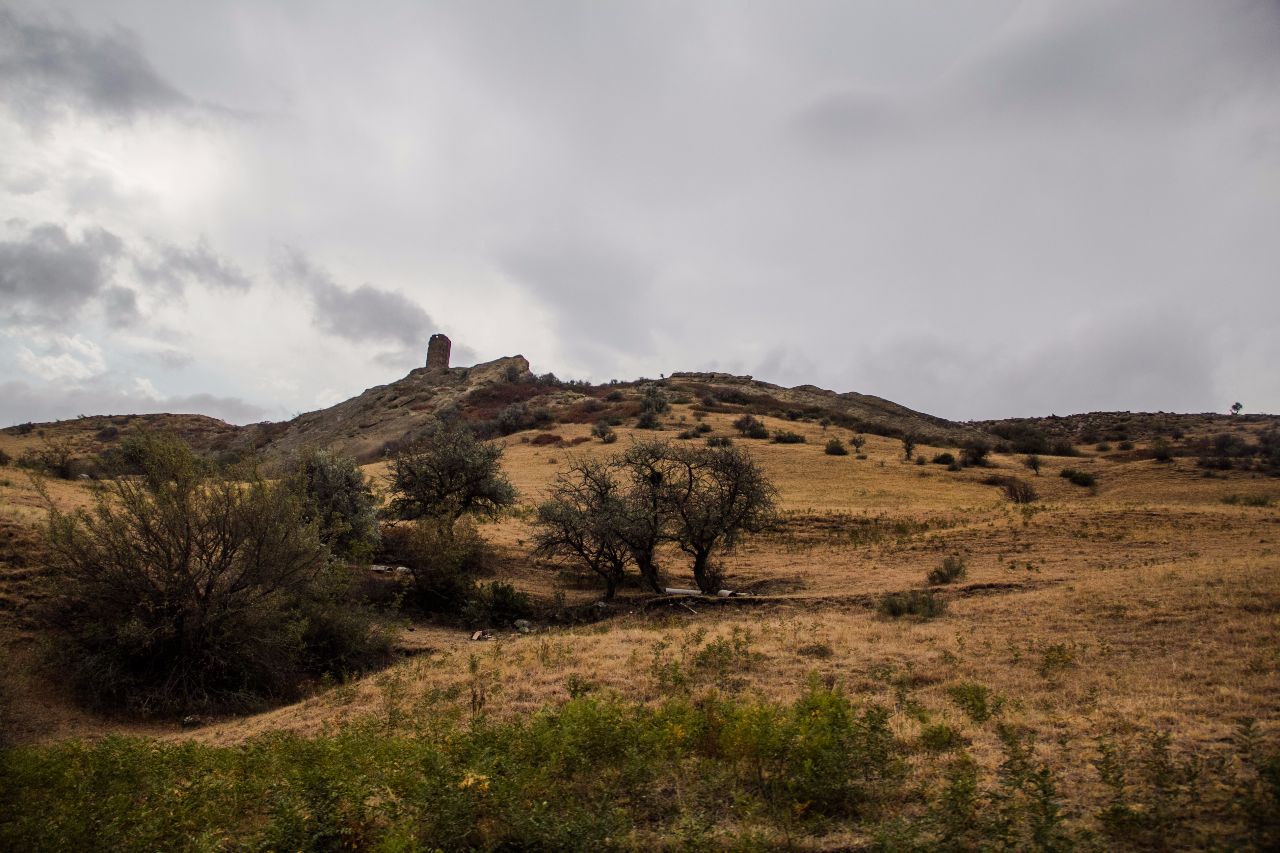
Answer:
[2,688,1276,851]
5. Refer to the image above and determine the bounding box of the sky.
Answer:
[2,0,1278,426]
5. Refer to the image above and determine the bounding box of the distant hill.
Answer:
[2,355,1275,471]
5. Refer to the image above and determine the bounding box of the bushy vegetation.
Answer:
[928,554,968,585]
[732,414,769,439]
[40,433,388,715]
[878,589,946,619]
[286,449,380,562]
[984,475,1038,504]
[772,430,805,444]
[1060,468,1098,488]
[5,684,1274,851]
[931,452,956,466]
[1195,429,1280,474]
[825,438,849,456]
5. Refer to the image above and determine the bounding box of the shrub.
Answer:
[946,682,996,722]
[42,433,387,714]
[878,590,946,619]
[605,389,624,402]
[960,441,990,467]
[824,438,848,456]
[850,434,867,454]
[463,581,532,627]
[1096,442,1112,452]
[695,422,712,434]
[591,421,617,443]
[397,516,488,611]
[705,435,733,448]
[636,410,661,430]
[286,449,380,562]
[932,452,956,466]
[1051,440,1080,456]
[529,433,563,446]
[732,414,763,436]
[1060,468,1097,488]
[1151,438,1173,462]
[928,554,968,585]
[1023,454,1042,475]
[919,723,966,753]
[0,448,10,466]
[901,434,916,460]
[772,430,805,444]
[1000,477,1038,504]
[676,428,698,440]
[387,419,517,522]
[746,423,770,439]
[640,384,669,415]
[1117,440,1134,451]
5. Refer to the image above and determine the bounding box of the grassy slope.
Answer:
[1,403,1278,847]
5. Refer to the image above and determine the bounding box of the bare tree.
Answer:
[901,434,916,461]
[663,444,777,594]
[533,459,631,599]
[615,440,678,593]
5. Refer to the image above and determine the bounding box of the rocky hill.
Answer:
[7,353,1274,472]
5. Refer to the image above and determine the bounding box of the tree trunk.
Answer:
[692,549,717,594]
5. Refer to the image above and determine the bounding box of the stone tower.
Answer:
[426,333,451,370]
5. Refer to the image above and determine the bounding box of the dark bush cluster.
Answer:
[772,430,806,444]
[1195,429,1280,474]
[1060,468,1098,488]
[879,589,946,618]
[824,438,849,456]
[41,433,389,715]
[983,475,1039,504]
[732,414,769,439]
[928,554,968,585]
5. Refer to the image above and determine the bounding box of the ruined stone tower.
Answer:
[426,333,451,370]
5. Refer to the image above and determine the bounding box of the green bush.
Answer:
[928,555,967,585]
[463,581,532,627]
[591,420,617,443]
[286,449,380,563]
[946,682,998,723]
[42,433,388,715]
[878,590,946,619]
[931,452,955,466]
[772,430,806,444]
[824,438,849,456]
[1060,468,1098,488]
[636,410,660,430]
[919,722,966,753]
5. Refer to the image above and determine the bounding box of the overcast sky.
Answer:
[2,0,1278,426]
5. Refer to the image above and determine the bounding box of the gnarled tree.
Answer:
[533,459,631,599]
[663,443,777,594]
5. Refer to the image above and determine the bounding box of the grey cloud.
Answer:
[0,379,270,427]
[135,239,252,293]
[853,313,1220,421]
[498,243,659,359]
[0,223,127,327]
[0,5,188,127]
[271,246,434,350]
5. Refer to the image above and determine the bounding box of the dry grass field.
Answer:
[1,404,1277,848]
